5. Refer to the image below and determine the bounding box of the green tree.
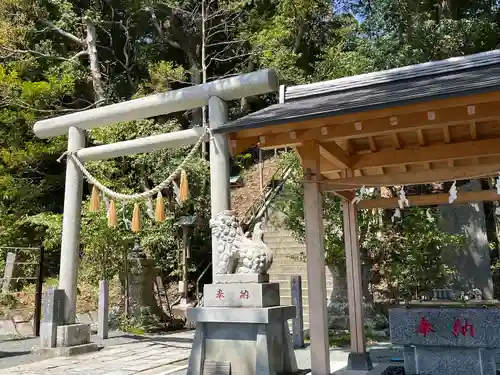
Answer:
[274,151,464,307]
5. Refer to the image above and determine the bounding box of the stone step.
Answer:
[280,295,329,306]
[271,266,309,274]
[269,274,335,287]
[271,258,307,265]
[268,243,302,247]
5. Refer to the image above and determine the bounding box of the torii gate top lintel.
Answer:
[33,68,278,139]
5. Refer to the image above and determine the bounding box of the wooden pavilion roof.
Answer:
[216,50,500,206]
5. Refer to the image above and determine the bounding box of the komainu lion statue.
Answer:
[210,210,273,274]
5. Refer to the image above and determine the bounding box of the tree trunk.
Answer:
[326,264,349,330]
[85,19,105,102]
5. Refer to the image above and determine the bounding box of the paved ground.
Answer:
[0,330,194,375]
[0,331,399,375]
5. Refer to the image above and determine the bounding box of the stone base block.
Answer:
[56,323,91,347]
[32,343,99,357]
[188,306,296,323]
[215,274,269,284]
[347,352,373,371]
[404,345,496,375]
[57,343,99,356]
[203,282,279,307]
[187,306,298,375]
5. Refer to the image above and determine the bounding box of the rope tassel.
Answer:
[89,185,101,212]
[155,192,166,222]
[108,200,117,228]
[131,203,141,233]
[179,169,189,203]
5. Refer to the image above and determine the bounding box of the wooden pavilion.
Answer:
[213,50,500,374]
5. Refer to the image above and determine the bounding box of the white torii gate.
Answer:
[33,70,278,324]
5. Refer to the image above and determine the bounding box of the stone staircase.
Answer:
[263,226,333,330]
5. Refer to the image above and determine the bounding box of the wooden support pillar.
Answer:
[300,141,330,375]
[342,195,373,370]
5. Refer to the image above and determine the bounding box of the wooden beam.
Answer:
[298,141,321,179]
[320,163,500,189]
[344,138,500,171]
[342,199,366,355]
[318,142,351,169]
[470,122,477,140]
[417,129,425,146]
[392,133,401,149]
[333,190,356,200]
[235,91,500,139]
[357,190,500,209]
[443,125,451,143]
[368,137,377,152]
[249,103,500,150]
[235,95,500,146]
[345,139,356,154]
[301,139,330,374]
[232,136,259,154]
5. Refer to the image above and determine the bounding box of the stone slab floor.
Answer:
[0,330,194,375]
[1,331,399,375]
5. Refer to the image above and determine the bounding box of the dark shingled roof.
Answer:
[215,49,500,134]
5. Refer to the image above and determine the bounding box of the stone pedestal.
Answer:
[186,275,298,375]
[35,289,97,357]
[390,304,500,375]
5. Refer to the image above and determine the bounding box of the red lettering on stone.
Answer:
[416,316,435,337]
[216,289,224,299]
[452,318,474,337]
[240,290,249,299]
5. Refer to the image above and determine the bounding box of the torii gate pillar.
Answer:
[59,127,85,324]
[208,96,231,282]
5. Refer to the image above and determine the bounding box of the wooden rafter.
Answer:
[417,129,425,146]
[239,103,500,152]
[443,125,451,143]
[357,190,500,209]
[392,133,401,149]
[470,122,477,140]
[368,137,377,152]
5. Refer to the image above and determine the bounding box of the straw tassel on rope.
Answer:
[131,203,141,232]
[155,192,166,222]
[108,200,117,228]
[89,185,101,212]
[179,169,189,203]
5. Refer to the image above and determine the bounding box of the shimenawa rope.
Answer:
[58,128,207,202]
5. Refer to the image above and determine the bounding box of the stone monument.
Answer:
[390,300,500,375]
[187,211,298,375]
[126,240,167,323]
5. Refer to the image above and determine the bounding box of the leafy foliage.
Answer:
[274,152,465,301]
[1,0,499,310]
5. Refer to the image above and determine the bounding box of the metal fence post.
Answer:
[291,275,304,348]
